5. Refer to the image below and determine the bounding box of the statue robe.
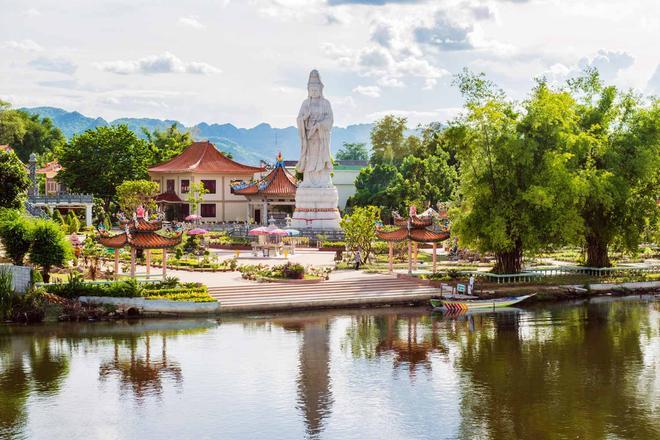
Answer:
[296,97,333,174]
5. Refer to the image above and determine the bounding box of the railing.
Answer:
[24,201,50,219]
[29,193,94,204]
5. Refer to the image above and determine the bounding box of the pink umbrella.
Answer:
[185,214,201,221]
[187,228,209,235]
[248,226,270,236]
[268,228,289,236]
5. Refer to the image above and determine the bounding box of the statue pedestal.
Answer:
[292,186,341,230]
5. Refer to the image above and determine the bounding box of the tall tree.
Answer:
[370,115,408,164]
[29,219,72,283]
[0,150,31,209]
[142,123,193,165]
[340,205,381,261]
[57,125,151,210]
[451,72,582,273]
[347,164,404,216]
[116,180,160,213]
[335,142,368,161]
[569,69,660,267]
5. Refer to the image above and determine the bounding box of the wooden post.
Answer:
[162,249,167,278]
[130,248,136,277]
[114,248,119,280]
[432,242,437,274]
[407,240,412,275]
[145,249,151,278]
[388,242,393,273]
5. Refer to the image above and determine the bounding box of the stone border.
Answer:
[78,296,220,314]
[258,277,325,284]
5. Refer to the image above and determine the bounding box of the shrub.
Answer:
[0,211,33,265]
[279,262,305,279]
[30,219,73,282]
[67,212,80,234]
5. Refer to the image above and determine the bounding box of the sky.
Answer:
[1,0,659,128]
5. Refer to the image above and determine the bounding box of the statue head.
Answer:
[307,69,323,98]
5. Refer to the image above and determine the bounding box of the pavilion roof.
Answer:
[36,160,62,177]
[376,227,449,243]
[148,141,264,174]
[98,230,182,249]
[231,154,297,196]
[155,192,184,203]
[0,145,13,154]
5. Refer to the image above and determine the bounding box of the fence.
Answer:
[0,264,33,293]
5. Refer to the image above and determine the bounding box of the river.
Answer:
[1,296,658,439]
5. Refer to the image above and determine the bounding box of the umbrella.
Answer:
[187,228,209,235]
[284,229,300,236]
[268,228,289,236]
[248,226,270,236]
[185,214,201,221]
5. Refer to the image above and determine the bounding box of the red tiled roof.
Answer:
[0,145,13,153]
[36,160,62,175]
[155,192,183,203]
[148,141,264,174]
[98,231,182,249]
[232,163,297,196]
[376,228,449,243]
[119,218,163,232]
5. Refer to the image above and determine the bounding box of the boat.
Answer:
[430,294,536,311]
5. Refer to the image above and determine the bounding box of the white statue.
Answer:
[296,70,333,188]
[291,70,341,230]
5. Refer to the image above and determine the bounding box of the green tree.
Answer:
[187,182,208,216]
[451,72,582,273]
[395,153,457,208]
[0,210,33,265]
[0,150,31,209]
[569,70,659,267]
[347,164,404,216]
[370,115,408,164]
[29,219,72,282]
[340,205,381,261]
[57,125,151,210]
[335,142,369,161]
[116,180,160,214]
[142,123,193,165]
[0,101,65,162]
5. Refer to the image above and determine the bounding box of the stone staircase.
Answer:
[208,274,441,313]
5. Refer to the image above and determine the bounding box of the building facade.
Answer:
[148,141,264,222]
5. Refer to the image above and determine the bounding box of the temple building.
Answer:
[36,160,66,194]
[231,153,298,224]
[148,141,264,222]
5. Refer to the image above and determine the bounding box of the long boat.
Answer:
[430,294,535,311]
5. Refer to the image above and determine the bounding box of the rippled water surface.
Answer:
[1,297,659,439]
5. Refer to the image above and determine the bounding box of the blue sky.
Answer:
[1,0,658,127]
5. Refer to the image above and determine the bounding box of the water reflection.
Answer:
[0,299,657,439]
[99,334,182,402]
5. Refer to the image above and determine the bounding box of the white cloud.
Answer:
[647,64,660,94]
[353,85,381,97]
[29,57,77,75]
[178,16,206,29]
[95,52,221,75]
[578,49,635,81]
[23,8,40,17]
[367,107,463,124]
[1,39,43,51]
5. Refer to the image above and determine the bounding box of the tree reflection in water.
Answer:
[99,334,183,403]
[0,330,70,438]
[452,301,660,440]
[342,311,448,378]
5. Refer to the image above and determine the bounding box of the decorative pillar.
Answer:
[162,249,167,277]
[85,204,93,226]
[145,249,151,278]
[262,200,268,225]
[388,242,394,273]
[407,241,412,275]
[130,248,136,277]
[28,153,38,197]
[114,249,119,280]
[432,243,437,274]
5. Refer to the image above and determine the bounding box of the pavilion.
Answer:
[376,207,450,274]
[97,207,183,278]
[230,153,298,225]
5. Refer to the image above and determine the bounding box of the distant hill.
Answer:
[22,107,374,165]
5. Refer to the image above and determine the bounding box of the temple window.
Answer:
[201,179,216,194]
[181,179,190,193]
[200,203,216,218]
[166,179,175,193]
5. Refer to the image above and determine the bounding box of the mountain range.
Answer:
[22,107,374,165]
